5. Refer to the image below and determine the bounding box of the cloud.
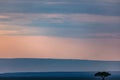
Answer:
[0,0,119,16]
[44,1,68,5]
[0,24,120,39]
[66,14,120,24]
[0,24,51,36]
[103,0,120,3]
[0,13,64,25]
[0,13,120,38]
[0,30,18,35]
[87,33,120,38]
[0,0,120,60]
[0,13,119,25]
[0,15,10,19]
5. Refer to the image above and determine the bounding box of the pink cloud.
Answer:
[0,15,10,19]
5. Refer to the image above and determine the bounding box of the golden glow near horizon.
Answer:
[0,36,120,61]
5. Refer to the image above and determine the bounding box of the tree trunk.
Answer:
[102,77,105,80]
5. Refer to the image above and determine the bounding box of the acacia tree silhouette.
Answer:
[94,72,111,80]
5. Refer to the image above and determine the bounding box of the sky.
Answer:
[0,0,120,61]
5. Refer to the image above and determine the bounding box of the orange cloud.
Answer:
[0,36,120,61]
[0,15,10,19]
[0,30,18,35]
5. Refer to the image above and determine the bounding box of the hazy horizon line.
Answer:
[0,58,120,62]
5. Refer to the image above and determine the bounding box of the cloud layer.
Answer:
[0,0,120,60]
[0,13,120,38]
[0,0,120,38]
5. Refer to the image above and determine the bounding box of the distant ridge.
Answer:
[0,58,120,73]
[0,58,120,61]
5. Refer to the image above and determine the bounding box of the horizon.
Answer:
[0,58,120,62]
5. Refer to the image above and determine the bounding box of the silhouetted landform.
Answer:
[0,72,120,80]
[0,58,120,73]
[0,72,96,77]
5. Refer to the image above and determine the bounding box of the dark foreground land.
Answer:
[0,77,93,80]
[0,77,120,80]
[0,72,120,80]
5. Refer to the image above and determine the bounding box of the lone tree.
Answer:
[94,72,111,80]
